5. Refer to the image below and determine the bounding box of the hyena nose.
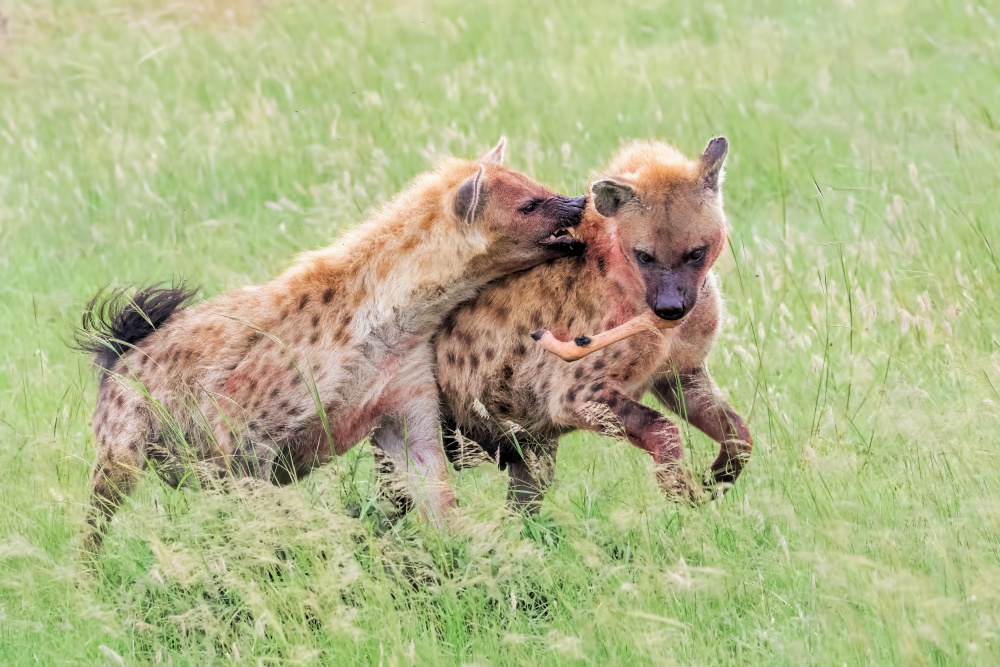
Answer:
[654,295,686,321]
[562,195,586,222]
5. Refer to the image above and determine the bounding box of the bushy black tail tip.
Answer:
[72,281,198,373]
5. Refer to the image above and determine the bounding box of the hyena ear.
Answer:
[455,164,487,224]
[591,178,637,217]
[480,136,506,165]
[699,136,728,192]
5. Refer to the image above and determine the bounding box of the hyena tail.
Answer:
[74,282,198,374]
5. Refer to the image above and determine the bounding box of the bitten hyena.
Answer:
[385,138,750,513]
[76,139,586,553]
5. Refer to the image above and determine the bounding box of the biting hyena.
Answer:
[76,139,586,553]
[408,138,751,513]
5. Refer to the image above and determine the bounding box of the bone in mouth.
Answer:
[530,311,681,362]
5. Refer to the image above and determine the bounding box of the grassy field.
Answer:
[2,0,999,663]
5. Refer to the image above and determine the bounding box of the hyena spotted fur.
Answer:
[76,140,586,553]
[384,138,751,513]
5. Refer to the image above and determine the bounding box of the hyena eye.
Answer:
[519,199,541,215]
[635,250,654,265]
[687,247,706,263]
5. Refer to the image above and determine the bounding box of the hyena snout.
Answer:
[648,273,698,322]
[537,195,587,253]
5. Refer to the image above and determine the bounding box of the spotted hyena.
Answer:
[76,139,586,553]
[392,138,751,513]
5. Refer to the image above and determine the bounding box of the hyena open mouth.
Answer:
[541,226,585,254]
[546,226,577,242]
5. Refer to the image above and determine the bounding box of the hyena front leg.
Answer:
[653,367,752,493]
[568,386,703,503]
[371,439,413,517]
[371,395,456,528]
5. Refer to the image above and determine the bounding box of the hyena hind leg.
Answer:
[82,441,148,556]
[506,444,558,515]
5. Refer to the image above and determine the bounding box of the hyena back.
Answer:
[77,140,586,553]
[424,138,751,513]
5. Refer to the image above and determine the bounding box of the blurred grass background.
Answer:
[1,0,999,663]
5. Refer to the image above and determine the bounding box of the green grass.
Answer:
[2,0,999,663]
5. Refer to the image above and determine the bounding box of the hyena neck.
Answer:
[577,208,607,245]
[297,217,476,338]
[579,210,627,275]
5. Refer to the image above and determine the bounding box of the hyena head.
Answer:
[592,137,729,322]
[450,138,586,279]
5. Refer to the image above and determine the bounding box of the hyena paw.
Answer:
[655,465,707,506]
[702,475,736,500]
